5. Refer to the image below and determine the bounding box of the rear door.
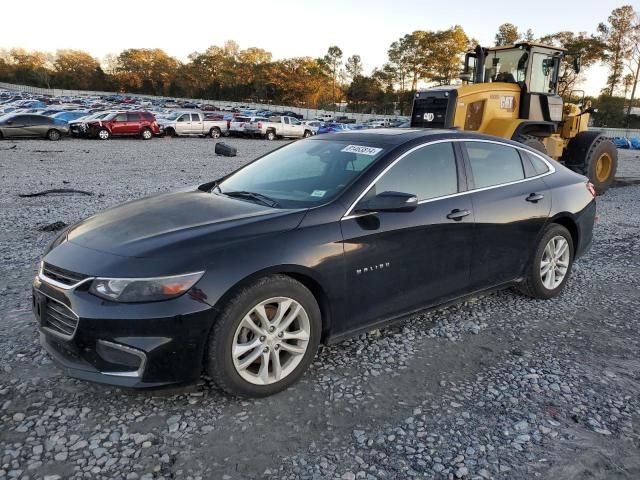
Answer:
[462,140,552,289]
[3,115,28,137]
[126,113,141,134]
[191,113,203,134]
[340,141,474,334]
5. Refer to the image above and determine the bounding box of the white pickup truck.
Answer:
[244,116,314,140]
[159,112,227,138]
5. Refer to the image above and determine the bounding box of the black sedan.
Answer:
[0,114,69,140]
[33,129,596,397]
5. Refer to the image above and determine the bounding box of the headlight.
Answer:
[89,271,204,303]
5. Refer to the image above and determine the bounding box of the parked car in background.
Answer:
[0,114,68,140]
[86,111,160,140]
[244,115,314,140]
[159,112,227,138]
[229,116,268,137]
[315,113,334,123]
[301,120,323,134]
[316,123,351,135]
[335,115,356,124]
[52,111,88,123]
[69,112,113,138]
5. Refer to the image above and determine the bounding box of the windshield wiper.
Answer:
[223,190,280,208]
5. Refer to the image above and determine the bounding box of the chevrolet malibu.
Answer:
[33,129,596,397]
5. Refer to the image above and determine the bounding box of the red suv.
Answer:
[87,111,160,140]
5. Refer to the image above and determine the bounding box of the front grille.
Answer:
[43,299,79,338]
[42,263,88,286]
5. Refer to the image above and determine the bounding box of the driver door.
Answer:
[176,114,191,135]
[339,141,474,334]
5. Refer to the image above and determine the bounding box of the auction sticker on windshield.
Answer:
[341,145,383,156]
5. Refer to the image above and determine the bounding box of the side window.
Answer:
[191,113,201,122]
[290,118,301,125]
[178,114,189,122]
[126,113,140,122]
[114,113,127,122]
[283,117,290,124]
[365,142,458,201]
[465,142,525,188]
[526,152,550,176]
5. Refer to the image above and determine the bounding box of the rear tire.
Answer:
[515,135,547,154]
[206,275,321,397]
[140,128,153,140]
[562,133,617,194]
[518,224,574,300]
[210,127,222,139]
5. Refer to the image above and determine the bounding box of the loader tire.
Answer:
[514,135,547,154]
[562,132,617,194]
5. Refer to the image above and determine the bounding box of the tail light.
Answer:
[586,182,597,198]
[257,122,262,129]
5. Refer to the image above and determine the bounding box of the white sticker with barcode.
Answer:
[310,190,326,197]
[340,145,382,156]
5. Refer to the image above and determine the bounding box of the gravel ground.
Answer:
[0,137,639,480]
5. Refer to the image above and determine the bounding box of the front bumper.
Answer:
[33,271,213,389]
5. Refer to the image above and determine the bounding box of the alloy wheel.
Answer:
[142,129,152,139]
[232,297,311,385]
[540,236,570,290]
[98,129,109,140]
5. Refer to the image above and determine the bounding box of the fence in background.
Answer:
[588,127,640,138]
[0,82,406,123]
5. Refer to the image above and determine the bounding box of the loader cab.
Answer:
[463,42,565,124]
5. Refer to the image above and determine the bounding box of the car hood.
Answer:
[63,189,306,259]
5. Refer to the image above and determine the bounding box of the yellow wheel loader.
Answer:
[410,42,617,193]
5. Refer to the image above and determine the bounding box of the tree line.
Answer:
[0,4,638,121]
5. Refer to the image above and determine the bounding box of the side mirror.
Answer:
[356,191,418,213]
[573,56,581,74]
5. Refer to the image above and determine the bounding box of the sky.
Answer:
[0,0,629,95]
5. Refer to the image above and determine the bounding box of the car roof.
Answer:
[309,128,529,148]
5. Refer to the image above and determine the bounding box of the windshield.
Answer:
[218,139,386,208]
[484,48,528,83]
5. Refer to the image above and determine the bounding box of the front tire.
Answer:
[97,128,110,140]
[47,129,61,141]
[562,133,617,194]
[518,224,574,299]
[266,130,276,141]
[207,275,321,397]
[303,130,312,138]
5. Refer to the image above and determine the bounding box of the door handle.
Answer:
[526,193,544,203]
[446,209,471,221]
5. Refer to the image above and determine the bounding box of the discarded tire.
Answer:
[215,142,237,157]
